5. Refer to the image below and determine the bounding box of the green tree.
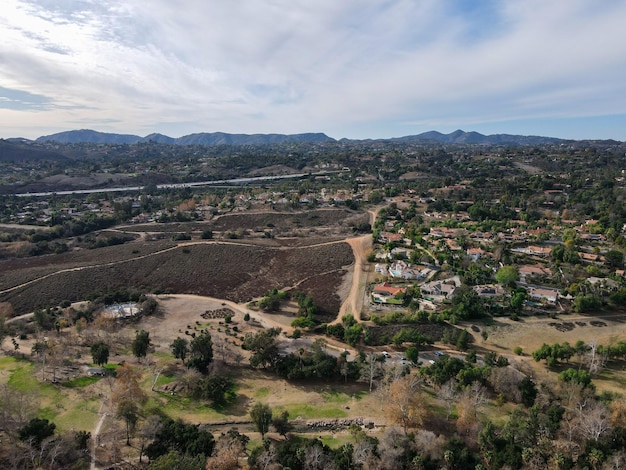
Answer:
[19,417,56,447]
[146,417,214,461]
[188,330,213,373]
[250,402,273,439]
[605,249,624,268]
[117,400,139,445]
[272,410,293,438]
[148,450,207,470]
[90,341,110,366]
[243,328,281,369]
[132,330,151,362]
[405,346,420,364]
[171,337,189,364]
[192,375,234,406]
[495,265,519,286]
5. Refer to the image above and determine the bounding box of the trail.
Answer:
[91,402,108,470]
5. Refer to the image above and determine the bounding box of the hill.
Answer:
[32,128,582,146]
[0,139,69,162]
[390,129,566,145]
[35,129,336,145]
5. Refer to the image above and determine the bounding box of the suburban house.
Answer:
[512,245,552,257]
[379,231,403,243]
[420,280,458,302]
[519,265,553,282]
[371,282,407,304]
[474,284,506,298]
[467,247,486,261]
[388,260,424,280]
[529,287,559,304]
[375,263,389,275]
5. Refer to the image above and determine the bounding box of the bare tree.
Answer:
[304,444,336,470]
[576,399,612,442]
[586,341,608,375]
[139,414,162,463]
[206,432,247,470]
[439,379,458,420]
[384,373,426,434]
[378,426,411,470]
[0,385,38,437]
[358,352,385,392]
[352,436,379,469]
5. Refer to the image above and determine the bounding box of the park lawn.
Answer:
[276,403,348,420]
[147,392,227,422]
[4,358,101,432]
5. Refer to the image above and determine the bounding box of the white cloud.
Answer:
[1,0,626,139]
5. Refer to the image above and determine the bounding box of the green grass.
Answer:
[254,387,271,398]
[148,392,226,421]
[62,376,101,388]
[321,388,366,404]
[278,403,348,419]
[52,398,100,432]
[318,434,353,448]
[0,355,26,370]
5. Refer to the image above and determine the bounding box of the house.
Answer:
[467,247,486,261]
[391,247,412,259]
[511,245,552,257]
[445,239,462,251]
[371,282,407,304]
[388,260,423,280]
[375,264,388,275]
[420,280,458,302]
[529,287,559,304]
[519,265,553,282]
[379,231,403,243]
[474,284,506,298]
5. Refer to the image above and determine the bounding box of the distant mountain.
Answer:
[0,139,69,162]
[141,133,176,144]
[36,129,335,146]
[172,132,334,145]
[31,128,616,146]
[37,129,142,144]
[391,129,565,145]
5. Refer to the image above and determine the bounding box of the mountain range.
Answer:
[22,128,590,146]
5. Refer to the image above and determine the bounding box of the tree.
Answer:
[147,450,206,470]
[90,341,110,366]
[117,399,139,445]
[405,346,420,364]
[242,328,281,369]
[605,249,624,269]
[192,375,233,406]
[139,415,162,463]
[250,402,273,439]
[31,339,48,381]
[146,417,214,461]
[496,265,519,286]
[272,410,293,438]
[385,374,426,434]
[170,337,189,364]
[19,417,56,447]
[132,330,151,362]
[188,330,213,373]
[206,430,248,470]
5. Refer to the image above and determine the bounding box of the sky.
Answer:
[2,0,626,141]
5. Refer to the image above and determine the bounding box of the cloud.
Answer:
[1,0,626,139]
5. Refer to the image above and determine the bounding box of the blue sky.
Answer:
[2,0,626,141]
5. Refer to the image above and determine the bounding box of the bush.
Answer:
[514,346,523,356]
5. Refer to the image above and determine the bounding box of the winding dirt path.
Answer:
[91,404,108,470]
